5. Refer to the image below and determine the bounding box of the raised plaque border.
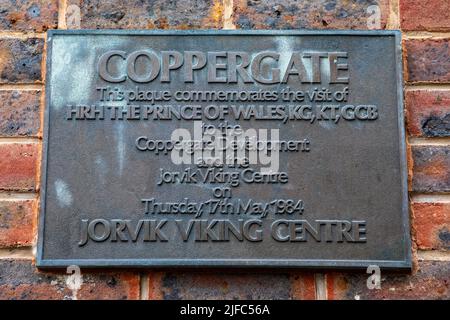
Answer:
[37,30,411,270]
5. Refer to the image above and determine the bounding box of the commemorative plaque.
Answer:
[38,30,411,269]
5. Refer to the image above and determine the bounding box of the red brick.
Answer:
[66,0,222,29]
[0,259,140,300]
[0,38,43,83]
[412,202,450,250]
[0,0,58,32]
[0,91,41,137]
[233,0,389,29]
[406,90,450,137]
[404,39,450,83]
[0,200,35,247]
[148,272,316,300]
[411,146,450,193]
[400,0,450,31]
[327,261,450,300]
[0,143,38,192]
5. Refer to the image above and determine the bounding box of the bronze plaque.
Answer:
[37,30,411,269]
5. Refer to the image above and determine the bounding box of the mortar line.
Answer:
[0,84,43,90]
[223,0,236,30]
[387,0,400,30]
[394,0,400,29]
[417,250,450,261]
[36,32,48,189]
[0,137,40,144]
[58,0,68,30]
[405,84,450,90]
[140,273,150,300]
[0,247,34,259]
[314,273,327,300]
[0,32,45,39]
[408,137,450,146]
[403,31,450,39]
[0,192,38,201]
[411,194,450,203]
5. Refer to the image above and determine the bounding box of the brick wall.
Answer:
[0,0,448,300]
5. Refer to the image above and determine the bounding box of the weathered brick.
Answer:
[412,202,450,250]
[0,91,40,137]
[412,146,450,193]
[406,90,450,137]
[327,261,450,300]
[404,39,450,83]
[148,272,316,300]
[233,0,389,30]
[0,260,140,300]
[400,0,450,31]
[0,38,43,83]
[0,143,38,192]
[0,200,35,247]
[66,0,222,29]
[0,0,58,32]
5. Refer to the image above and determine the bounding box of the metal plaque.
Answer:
[38,30,411,269]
